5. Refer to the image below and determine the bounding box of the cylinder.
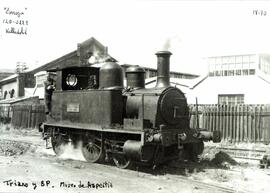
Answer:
[126,66,145,89]
[123,140,142,160]
[155,51,172,88]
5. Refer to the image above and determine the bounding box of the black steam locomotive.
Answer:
[40,51,220,168]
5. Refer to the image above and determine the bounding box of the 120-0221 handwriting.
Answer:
[3,19,28,26]
[2,179,113,190]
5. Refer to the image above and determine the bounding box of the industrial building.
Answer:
[0,37,198,103]
[189,54,270,104]
[121,64,198,80]
[0,37,110,101]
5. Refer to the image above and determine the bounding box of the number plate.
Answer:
[67,103,80,112]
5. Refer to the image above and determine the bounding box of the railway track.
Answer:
[0,137,265,193]
[174,175,248,193]
[0,137,258,192]
[155,162,250,193]
[217,147,266,161]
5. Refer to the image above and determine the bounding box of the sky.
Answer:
[0,0,270,75]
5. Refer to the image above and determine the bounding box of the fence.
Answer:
[0,104,46,129]
[11,104,46,128]
[0,105,12,124]
[189,104,270,143]
[1,102,270,143]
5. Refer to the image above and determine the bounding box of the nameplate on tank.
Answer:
[67,103,80,112]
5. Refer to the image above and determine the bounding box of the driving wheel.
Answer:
[51,134,67,156]
[112,154,132,169]
[82,135,104,163]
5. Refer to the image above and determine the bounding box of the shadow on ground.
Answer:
[131,151,239,177]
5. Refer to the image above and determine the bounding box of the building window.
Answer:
[242,69,249,75]
[259,54,270,75]
[208,55,257,77]
[227,70,234,76]
[249,69,255,75]
[235,69,241,76]
[4,91,7,99]
[149,70,157,78]
[215,71,222,76]
[9,89,15,98]
[218,94,244,105]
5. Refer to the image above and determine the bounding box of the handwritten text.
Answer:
[253,9,267,16]
[2,7,29,36]
[2,179,113,190]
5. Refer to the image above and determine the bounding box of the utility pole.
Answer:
[16,62,28,73]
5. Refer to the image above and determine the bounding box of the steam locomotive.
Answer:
[40,51,220,169]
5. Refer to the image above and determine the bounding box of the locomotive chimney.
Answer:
[155,51,172,88]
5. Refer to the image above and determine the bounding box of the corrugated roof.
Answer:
[144,77,194,94]
[0,73,18,84]
[121,64,199,77]
[0,96,39,104]
[145,75,208,89]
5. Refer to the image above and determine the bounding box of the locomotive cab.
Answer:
[60,66,100,90]
[48,64,124,126]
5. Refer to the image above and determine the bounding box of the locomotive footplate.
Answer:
[42,122,145,136]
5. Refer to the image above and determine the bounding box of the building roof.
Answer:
[0,96,39,105]
[207,53,256,58]
[28,37,117,73]
[0,70,15,81]
[28,50,78,73]
[121,64,199,77]
[145,77,197,95]
[0,74,18,85]
[0,37,116,87]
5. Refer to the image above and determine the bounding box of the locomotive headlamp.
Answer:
[66,74,78,86]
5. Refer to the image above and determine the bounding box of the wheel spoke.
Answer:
[81,135,103,163]
[113,155,132,169]
[93,143,101,149]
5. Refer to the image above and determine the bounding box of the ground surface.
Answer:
[0,125,270,193]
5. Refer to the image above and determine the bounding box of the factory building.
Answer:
[189,54,270,104]
[121,64,198,80]
[0,37,110,101]
[0,37,197,103]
